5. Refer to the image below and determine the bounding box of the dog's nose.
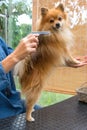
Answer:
[56,23,60,28]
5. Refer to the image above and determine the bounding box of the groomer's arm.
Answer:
[1,34,39,73]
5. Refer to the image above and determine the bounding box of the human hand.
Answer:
[73,55,87,67]
[1,34,39,73]
[12,34,39,62]
[76,56,87,62]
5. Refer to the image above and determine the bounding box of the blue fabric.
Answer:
[0,37,26,119]
[0,37,41,119]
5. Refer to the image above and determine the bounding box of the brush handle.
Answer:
[31,31,51,35]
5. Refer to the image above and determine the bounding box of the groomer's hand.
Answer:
[12,34,39,61]
[1,34,39,73]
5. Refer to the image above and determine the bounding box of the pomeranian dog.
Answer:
[16,3,80,121]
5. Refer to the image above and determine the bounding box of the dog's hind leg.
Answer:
[26,84,43,121]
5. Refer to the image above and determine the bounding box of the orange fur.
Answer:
[16,4,80,121]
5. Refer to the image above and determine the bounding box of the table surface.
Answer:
[0,96,87,130]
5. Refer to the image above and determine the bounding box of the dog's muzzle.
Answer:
[56,23,60,29]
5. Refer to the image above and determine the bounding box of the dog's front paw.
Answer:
[66,58,82,67]
[27,116,35,122]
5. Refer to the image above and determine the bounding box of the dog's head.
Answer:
[38,4,67,32]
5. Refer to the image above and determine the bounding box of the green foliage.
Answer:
[12,22,31,48]
[11,17,21,48]
[38,91,72,107]
[0,17,5,38]
[13,1,32,16]
[0,0,8,14]
[0,0,32,47]
[0,0,8,38]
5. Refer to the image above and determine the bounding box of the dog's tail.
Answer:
[13,60,25,78]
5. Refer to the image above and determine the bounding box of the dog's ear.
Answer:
[55,3,64,12]
[41,7,48,15]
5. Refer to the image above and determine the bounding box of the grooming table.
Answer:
[0,96,87,130]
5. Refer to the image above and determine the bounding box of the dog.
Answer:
[15,3,80,121]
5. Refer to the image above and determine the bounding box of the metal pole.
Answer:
[5,9,8,43]
[7,0,13,46]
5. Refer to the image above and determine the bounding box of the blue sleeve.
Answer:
[0,37,14,55]
[7,46,14,54]
[0,63,10,91]
[0,37,12,91]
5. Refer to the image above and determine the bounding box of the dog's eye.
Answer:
[58,17,62,21]
[50,19,54,23]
